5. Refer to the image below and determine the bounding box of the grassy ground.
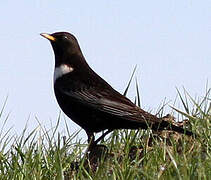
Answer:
[0,87,210,180]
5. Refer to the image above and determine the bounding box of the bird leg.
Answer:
[87,132,95,151]
[94,129,112,145]
[86,130,112,151]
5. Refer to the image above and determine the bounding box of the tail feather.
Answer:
[171,124,194,136]
[152,120,195,137]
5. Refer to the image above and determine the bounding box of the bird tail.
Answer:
[170,124,194,136]
[152,120,195,137]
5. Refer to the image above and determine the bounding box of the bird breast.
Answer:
[54,64,74,83]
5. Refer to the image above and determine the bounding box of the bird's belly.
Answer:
[54,90,108,132]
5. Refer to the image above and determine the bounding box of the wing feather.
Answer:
[56,85,159,123]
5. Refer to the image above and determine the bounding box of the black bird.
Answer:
[41,32,194,149]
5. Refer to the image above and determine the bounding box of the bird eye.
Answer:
[63,36,69,40]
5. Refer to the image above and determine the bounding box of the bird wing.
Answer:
[55,83,159,123]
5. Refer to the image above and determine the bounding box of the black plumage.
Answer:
[41,32,194,149]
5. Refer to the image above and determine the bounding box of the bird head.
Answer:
[41,32,83,66]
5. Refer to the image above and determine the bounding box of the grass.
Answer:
[0,85,210,179]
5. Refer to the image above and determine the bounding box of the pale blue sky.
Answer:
[0,1,210,137]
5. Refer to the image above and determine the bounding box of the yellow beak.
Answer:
[40,33,56,41]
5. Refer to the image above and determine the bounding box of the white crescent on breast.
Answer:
[54,64,74,83]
